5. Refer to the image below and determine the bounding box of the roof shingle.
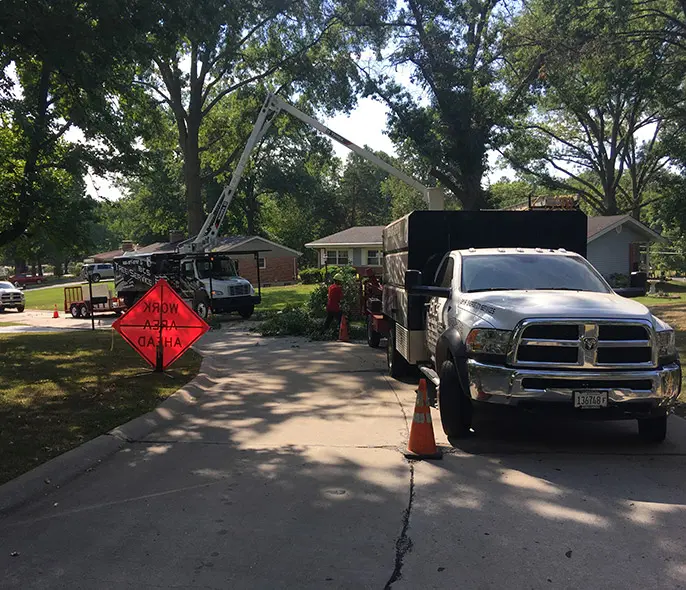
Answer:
[305,226,384,247]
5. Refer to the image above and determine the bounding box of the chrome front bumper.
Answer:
[467,359,681,408]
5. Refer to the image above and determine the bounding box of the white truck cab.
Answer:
[180,257,256,318]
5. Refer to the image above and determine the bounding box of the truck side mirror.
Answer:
[405,270,423,290]
[406,269,451,298]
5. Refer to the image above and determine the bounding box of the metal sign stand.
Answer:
[87,271,95,331]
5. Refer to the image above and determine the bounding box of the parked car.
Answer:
[81,263,115,282]
[0,281,25,312]
[8,273,45,288]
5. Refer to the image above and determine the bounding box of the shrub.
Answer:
[307,266,362,320]
[609,273,630,288]
[299,268,322,284]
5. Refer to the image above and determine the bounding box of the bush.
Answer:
[299,268,323,284]
[609,273,630,288]
[307,266,362,320]
[68,262,84,277]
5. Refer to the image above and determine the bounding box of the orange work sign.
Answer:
[112,279,209,370]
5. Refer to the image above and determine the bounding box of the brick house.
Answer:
[213,236,301,286]
[305,226,384,276]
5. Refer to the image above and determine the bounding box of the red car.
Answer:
[9,273,46,288]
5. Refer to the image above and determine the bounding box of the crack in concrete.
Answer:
[384,462,415,589]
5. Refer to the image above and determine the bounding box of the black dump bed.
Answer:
[383,210,587,286]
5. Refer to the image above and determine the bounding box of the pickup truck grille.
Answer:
[510,319,655,369]
[1,293,22,304]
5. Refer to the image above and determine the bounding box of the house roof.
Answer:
[213,235,302,256]
[588,215,667,243]
[305,226,384,248]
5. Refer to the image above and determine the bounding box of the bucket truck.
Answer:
[115,93,445,318]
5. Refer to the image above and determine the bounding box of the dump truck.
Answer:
[367,210,681,443]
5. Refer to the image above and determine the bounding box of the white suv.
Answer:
[82,263,114,282]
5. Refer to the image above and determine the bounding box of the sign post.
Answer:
[112,279,209,371]
[87,270,95,331]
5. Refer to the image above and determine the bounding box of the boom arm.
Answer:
[183,93,444,253]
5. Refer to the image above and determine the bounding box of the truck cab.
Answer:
[180,256,257,318]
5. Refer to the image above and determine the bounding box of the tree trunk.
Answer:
[0,62,52,247]
[184,118,204,236]
[462,171,488,210]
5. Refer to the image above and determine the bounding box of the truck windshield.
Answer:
[461,254,610,293]
[196,258,238,280]
[0,282,13,289]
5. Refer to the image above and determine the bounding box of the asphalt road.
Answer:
[1,328,686,589]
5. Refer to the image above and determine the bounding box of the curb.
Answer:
[0,354,212,517]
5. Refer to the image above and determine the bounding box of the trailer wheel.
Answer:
[438,358,472,439]
[70,304,81,318]
[80,303,90,318]
[387,322,409,378]
[367,316,381,348]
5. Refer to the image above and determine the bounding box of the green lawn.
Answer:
[633,280,686,307]
[0,331,202,485]
[258,283,318,312]
[24,281,115,310]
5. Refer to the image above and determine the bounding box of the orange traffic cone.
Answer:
[338,315,349,342]
[53,304,59,319]
[404,379,442,460]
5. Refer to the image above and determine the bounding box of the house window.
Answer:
[366,250,381,266]
[258,257,266,269]
[326,250,349,265]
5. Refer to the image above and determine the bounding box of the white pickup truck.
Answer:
[373,211,681,443]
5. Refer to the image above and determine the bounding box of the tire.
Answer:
[438,358,473,438]
[0,306,4,313]
[70,304,81,318]
[36,279,42,285]
[367,316,381,348]
[16,305,24,313]
[638,416,667,443]
[80,304,90,318]
[387,322,409,378]
[238,304,254,319]
[195,299,210,320]
[91,274,101,283]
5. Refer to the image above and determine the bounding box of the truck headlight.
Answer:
[466,329,512,356]
[656,330,677,364]
[211,290,224,296]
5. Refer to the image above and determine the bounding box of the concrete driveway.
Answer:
[1,327,686,589]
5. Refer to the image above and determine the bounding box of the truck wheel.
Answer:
[80,304,90,318]
[70,304,81,318]
[367,316,381,348]
[91,273,101,283]
[438,358,472,438]
[387,323,409,378]
[239,305,254,319]
[638,416,667,443]
[195,300,209,320]
[16,305,24,313]
[0,306,4,313]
